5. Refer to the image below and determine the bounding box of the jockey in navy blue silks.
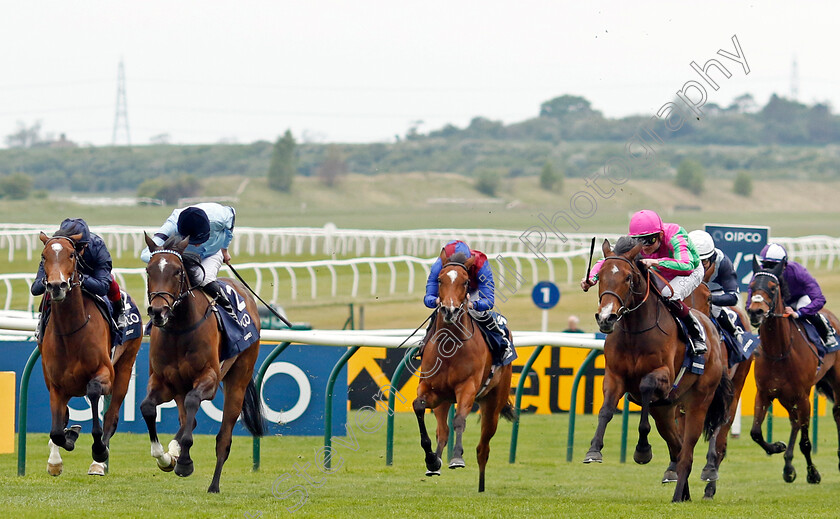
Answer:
[31,218,127,339]
[689,230,744,345]
[422,240,515,366]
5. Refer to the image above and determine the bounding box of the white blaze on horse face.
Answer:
[751,294,765,304]
[446,270,458,284]
[599,302,614,322]
[158,258,168,273]
[51,243,62,261]
[611,265,619,274]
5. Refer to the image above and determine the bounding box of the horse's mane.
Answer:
[446,252,469,266]
[614,236,639,255]
[160,234,202,269]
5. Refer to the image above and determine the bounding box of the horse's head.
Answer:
[39,231,84,302]
[595,237,644,333]
[144,232,191,327]
[747,258,785,328]
[437,252,474,324]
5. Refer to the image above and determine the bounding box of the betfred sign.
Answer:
[704,224,769,290]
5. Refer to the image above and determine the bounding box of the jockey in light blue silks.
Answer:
[422,240,515,366]
[140,202,239,323]
[748,243,838,349]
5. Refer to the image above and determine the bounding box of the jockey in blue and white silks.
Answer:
[140,203,239,322]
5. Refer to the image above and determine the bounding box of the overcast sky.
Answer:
[1,1,836,146]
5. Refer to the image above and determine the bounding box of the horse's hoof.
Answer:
[175,459,194,478]
[703,481,717,500]
[807,467,821,484]
[425,469,441,477]
[783,466,796,483]
[157,454,176,473]
[770,441,787,455]
[168,439,181,458]
[633,445,653,465]
[662,470,678,483]
[424,453,441,473]
[700,466,718,482]
[92,445,109,464]
[47,462,63,476]
[582,451,603,464]
[449,457,466,469]
[88,461,107,476]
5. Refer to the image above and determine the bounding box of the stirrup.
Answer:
[116,313,128,330]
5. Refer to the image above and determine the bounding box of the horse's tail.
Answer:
[241,378,266,437]
[703,372,734,441]
[816,378,836,403]
[500,400,518,422]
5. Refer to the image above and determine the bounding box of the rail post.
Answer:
[508,345,544,463]
[323,346,360,470]
[17,346,40,476]
[386,345,418,466]
[566,349,602,462]
[252,342,291,472]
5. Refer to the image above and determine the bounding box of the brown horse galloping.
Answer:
[413,253,516,492]
[686,259,754,499]
[140,234,264,493]
[38,232,141,476]
[746,261,840,484]
[583,238,732,502]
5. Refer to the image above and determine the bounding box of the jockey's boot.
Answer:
[35,312,45,343]
[204,281,240,325]
[717,310,742,346]
[815,313,839,348]
[666,299,707,356]
[112,296,128,330]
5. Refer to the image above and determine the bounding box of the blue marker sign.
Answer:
[532,281,560,309]
[705,224,769,290]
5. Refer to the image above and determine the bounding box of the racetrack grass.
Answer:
[3,411,840,518]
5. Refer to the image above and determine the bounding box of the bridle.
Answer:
[438,262,471,317]
[598,256,652,319]
[44,236,83,293]
[147,249,195,313]
[750,271,788,319]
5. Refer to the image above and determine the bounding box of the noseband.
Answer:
[750,271,786,318]
[147,249,194,311]
[598,255,651,318]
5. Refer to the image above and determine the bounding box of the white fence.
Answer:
[0,249,588,312]
[1,224,838,268]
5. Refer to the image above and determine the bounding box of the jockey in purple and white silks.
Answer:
[582,209,707,355]
[748,243,838,348]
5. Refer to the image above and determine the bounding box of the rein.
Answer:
[147,249,195,312]
[597,256,668,336]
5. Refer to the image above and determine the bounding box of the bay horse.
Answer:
[140,234,264,493]
[746,260,840,484]
[38,231,141,476]
[583,238,732,502]
[413,252,516,492]
[686,258,754,498]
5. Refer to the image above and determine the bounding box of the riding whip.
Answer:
[585,237,596,283]
[224,261,294,329]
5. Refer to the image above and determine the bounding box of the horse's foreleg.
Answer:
[102,338,141,444]
[140,377,175,472]
[46,390,71,476]
[750,392,786,454]
[791,396,820,484]
[432,403,451,464]
[584,372,623,463]
[650,406,680,484]
[413,387,442,476]
[174,374,217,478]
[635,368,670,465]
[451,383,478,470]
[672,402,708,503]
[781,404,802,483]
[87,375,112,465]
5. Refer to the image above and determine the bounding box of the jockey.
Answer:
[31,218,127,337]
[688,229,743,344]
[140,203,239,322]
[423,240,514,365]
[582,209,707,355]
[751,243,838,348]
